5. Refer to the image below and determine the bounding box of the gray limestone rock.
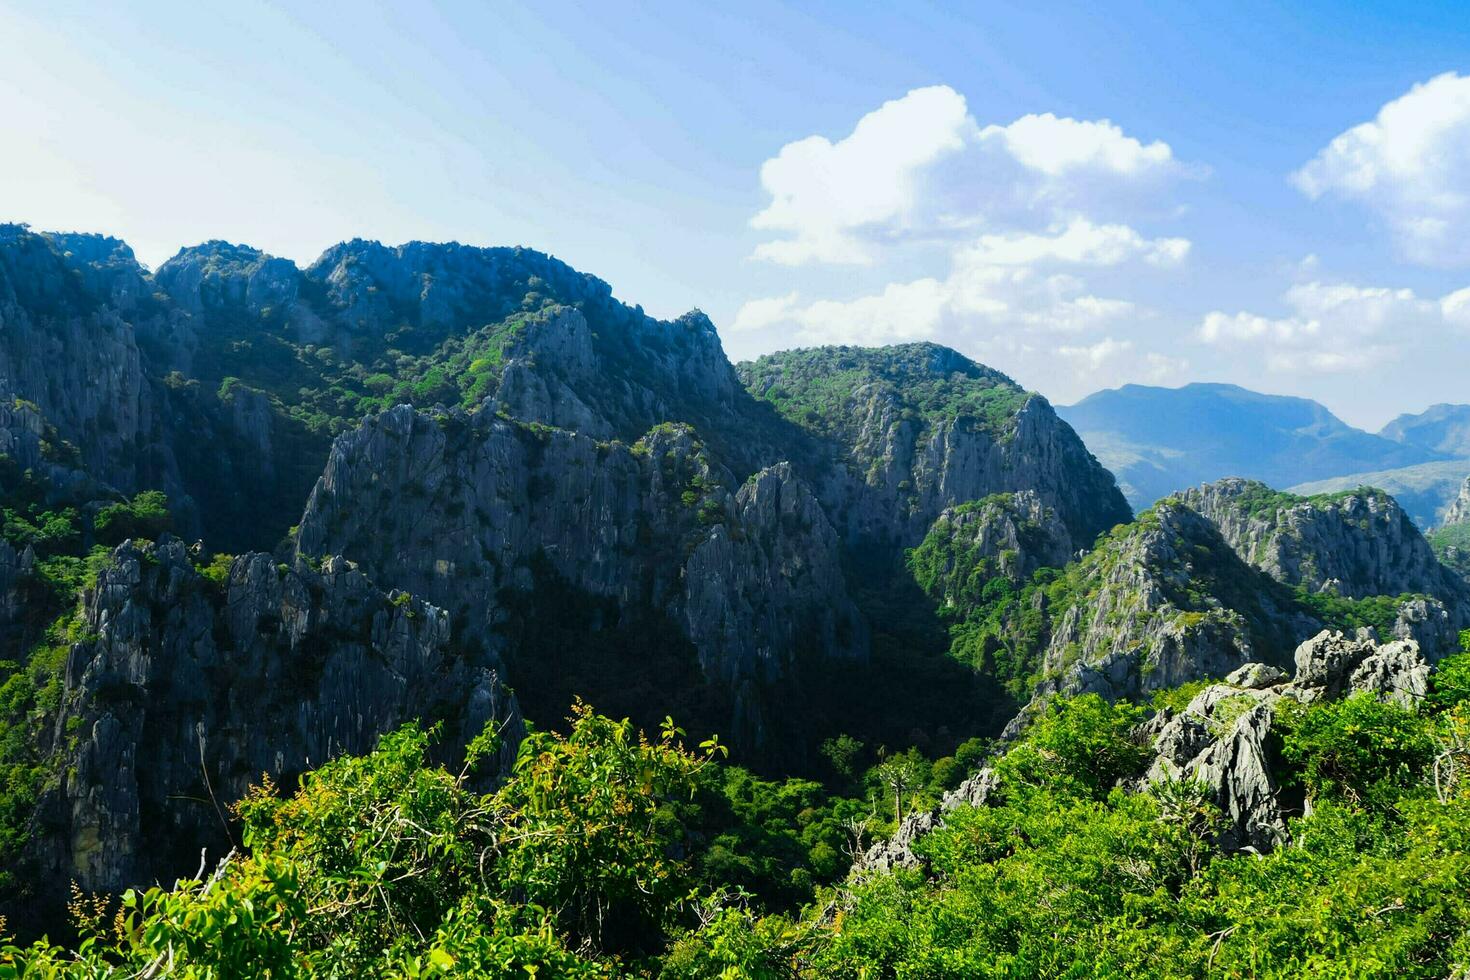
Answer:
[32,535,521,903]
[1225,662,1289,689]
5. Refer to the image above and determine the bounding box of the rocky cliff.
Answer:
[911,491,1074,597]
[293,404,864,747]
[1179,479,1469,603]
[0,226,176,502]
[1038,501,1317,704]
[26,535,519,911]
[740,345,1130,549]
[1444,476,1470,528]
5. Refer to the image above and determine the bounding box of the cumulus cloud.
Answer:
[749,86,972,265]
[1293,72,1470,265]
[730,292,801,333]
[1198,278,1467,373]
[1198,311,1319,345]
[734,85,1200,400]
[750,85,1190,266]
[1441,286,1470,328]
[976,113,1178,178]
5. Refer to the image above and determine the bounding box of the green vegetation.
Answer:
[738,343,1031,448]
[8,664,1469,976]
[1430,521,1470,579]
[92,490,171,545]
[1294,587,1425,637]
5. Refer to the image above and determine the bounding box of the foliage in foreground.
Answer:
[5,646,1470,976]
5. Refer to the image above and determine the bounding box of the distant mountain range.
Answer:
[1380,403,1470,458]
[1058,383,1465,514]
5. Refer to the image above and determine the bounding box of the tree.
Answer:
[491,701,724,954]
[820,733,863,783]
[873,749,927,824]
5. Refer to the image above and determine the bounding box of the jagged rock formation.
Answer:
[864,628,1442,870]
[1144,629,1437,850]
[740,345,1130,549]
[1177,479,1470,658]
[0,539,36,656]
[861,767,1000,872]
[1038,501,1317,704]
[1179,479,1468,603]
[294,405,865,746]
[1444,476,1470,528]
[0,227,176,500]
[29,535,520,905]
[1,223,1136,780]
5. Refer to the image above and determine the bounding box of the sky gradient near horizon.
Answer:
[5,0,1470,428]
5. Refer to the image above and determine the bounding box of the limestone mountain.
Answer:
[10,536,519,933]
[1289,459,1470,530]
[4,223,1470,961]
[1178,479,1469,605]
[910,476,1470,728]
[1036,500,1317,704]
[864,625,1448,872]
[0,225,1139,931]
[1430,475,1470,581]
[740,344,1130,548]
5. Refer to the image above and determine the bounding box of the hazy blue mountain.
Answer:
[1058,382,1445,510]
[1379,403,1470,457]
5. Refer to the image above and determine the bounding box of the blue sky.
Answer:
[4,1,1470,427]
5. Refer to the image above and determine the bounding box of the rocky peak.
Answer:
[1145,629,1436,851]
[1039,501,1317,705]
[1178,478,1466,603]
[154,241,301,316]
[42,233,150,312]
[304,239,610,336]
[0,224,98,315]
[1443,475,1470,527]
[912,491,1074,603]
[741,344,1130,548]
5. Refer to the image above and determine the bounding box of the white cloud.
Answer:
[1144,352,1190,382]
[960,217,1189,268]
[1293,71,1470,265]
[1198,278,1469,374]
[1057,337,1133,370]
[1438,286,1470,328]
[740,221,1174,349]
[750,85,1190,267]
[1198,311,1318,345]
[735,85,1197,401]
[1265,349,1380,374]
[749,86,971,265]
[976,113,1178,179]
[730,292,801,333]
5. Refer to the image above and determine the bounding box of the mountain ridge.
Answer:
[1059,381,1446,510]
